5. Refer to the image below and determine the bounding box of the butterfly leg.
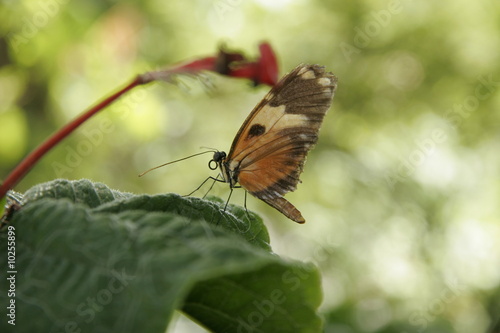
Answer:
[202,175,223,199]
[184,176,223,197]
[230,189,253,233]
[223,187,233,212]
[228,186,253,222]
[209,187,234,227]
[243,190,253,222]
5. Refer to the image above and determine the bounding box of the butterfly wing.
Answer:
[226,64,338,223]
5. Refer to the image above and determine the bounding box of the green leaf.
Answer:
[0,179,323,333]
[22,178,133,207]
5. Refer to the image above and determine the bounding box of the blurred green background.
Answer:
[1,0,499,332]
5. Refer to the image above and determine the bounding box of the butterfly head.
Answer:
[209,151,239,187]
[209,151,226,169]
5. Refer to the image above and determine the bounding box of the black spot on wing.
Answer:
[247,124,266,139]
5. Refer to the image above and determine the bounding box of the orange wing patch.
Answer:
[211,64,338,223]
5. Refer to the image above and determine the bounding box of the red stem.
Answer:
[0,42,278,201]
[0,76,143,199]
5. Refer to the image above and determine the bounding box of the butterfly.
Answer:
[210,64,338,223]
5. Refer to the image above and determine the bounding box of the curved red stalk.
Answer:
[0,77,142,199]
[0,42,278,200]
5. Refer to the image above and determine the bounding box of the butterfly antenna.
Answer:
[138,150,215,177]
[199,146,218,151]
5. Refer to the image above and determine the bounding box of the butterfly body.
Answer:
[212,64,337,223]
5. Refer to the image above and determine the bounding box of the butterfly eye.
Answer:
[212,151,226,162]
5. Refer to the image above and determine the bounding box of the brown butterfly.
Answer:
[210,64,338,223]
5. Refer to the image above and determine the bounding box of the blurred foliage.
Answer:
[0,179,322,333]
[1,0,499,332]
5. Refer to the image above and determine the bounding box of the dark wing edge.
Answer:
[260,196,305,224]
[232,64,338,223]
[227,63,338,157]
